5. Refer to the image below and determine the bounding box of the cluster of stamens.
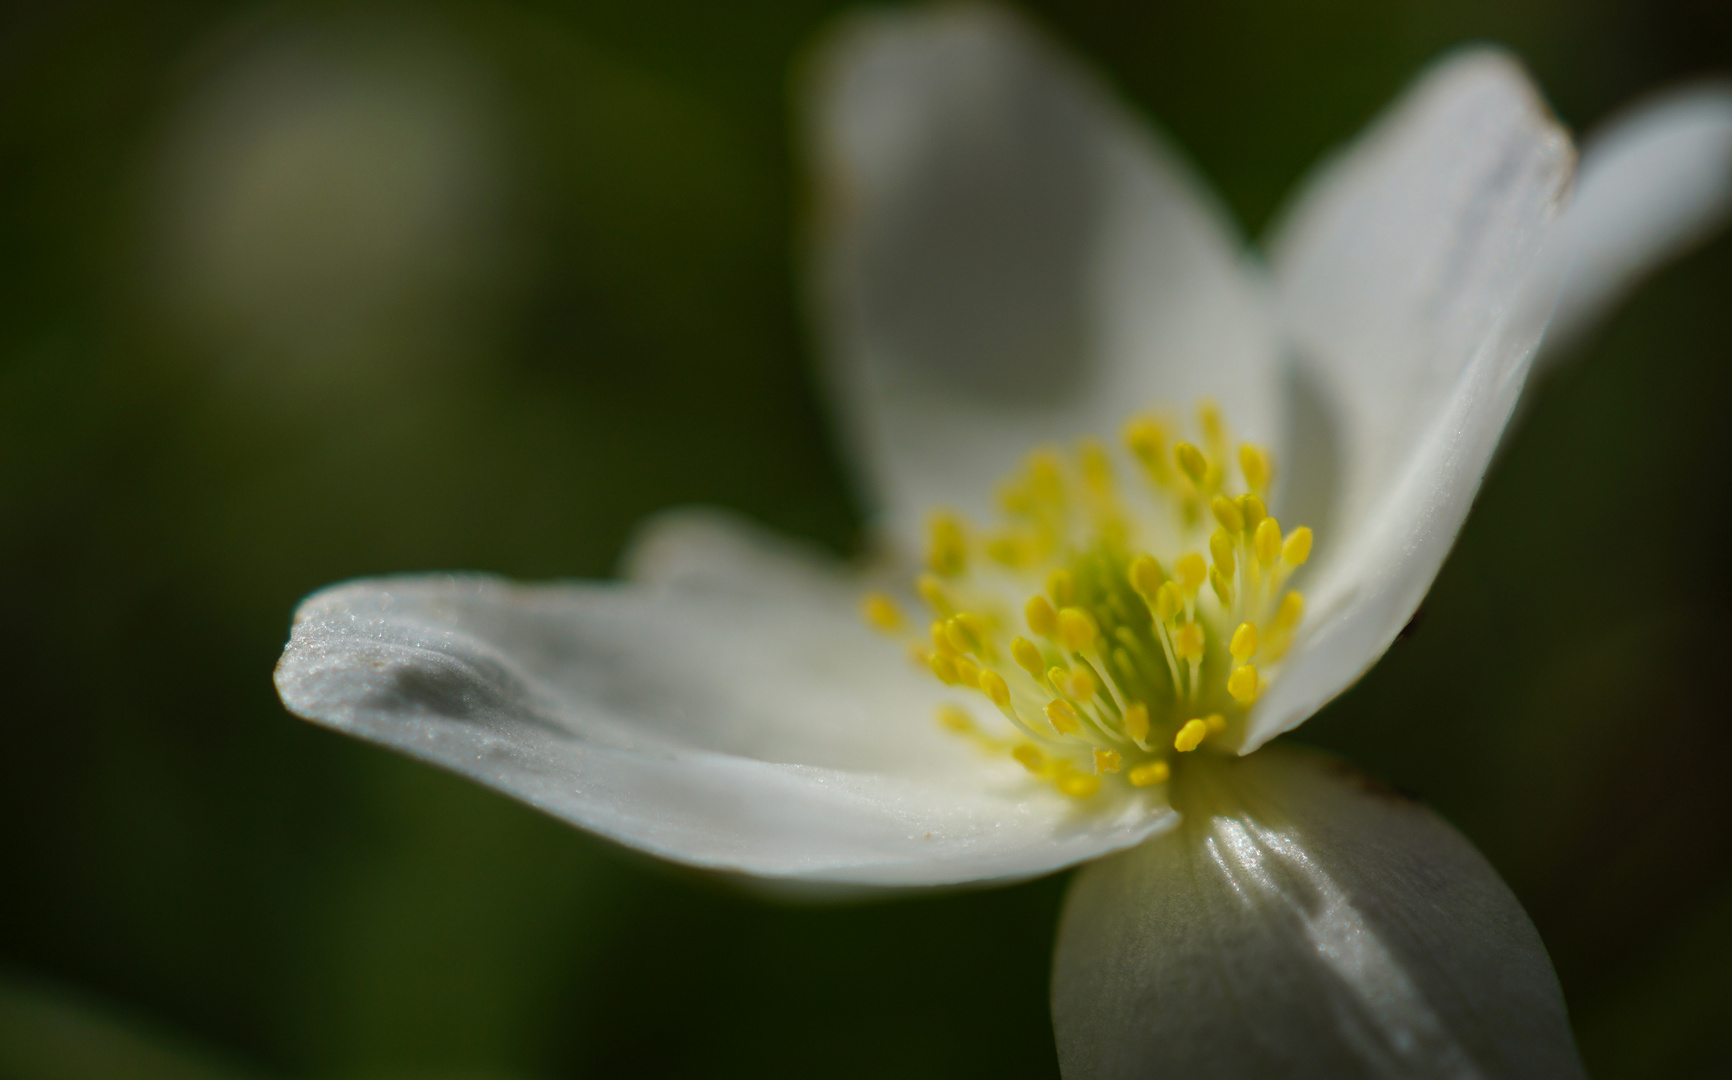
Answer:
[861,403,1313,798]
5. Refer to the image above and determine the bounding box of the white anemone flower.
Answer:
[275,6,1732,1076]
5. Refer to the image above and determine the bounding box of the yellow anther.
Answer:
[860,592,904,633]
[985,534,1030,568]
[1239,444,1272,493]
[936,705,975,733]
[1230,622,1259,661]
[1209,565,1234,607]
[945,612,990,656]
[1238,494,1267,532]
[1123,417,1171,480]
[1205,713,1227,734]
[952,656,981,689]
[1228,664,1260,703]
[917,574,952,617]
[1174,718,1209,753]
[1210,495,1245,534]
[1045,699,1082,735]
[1094,748,1123,774]
[1154,581,1184,622]
[978,669,1011,709]
[929,654,961,686]
[1275,591,1305,629]
[1066,667,1097,701]
[1058,771,1101,798]
[927,513,968,577]
[931,621,959,658]
[1175,553,1207,594]
[1174,442,1209,486]
[1047,568,1075,608]
[1026,595,1059,638]
[1012,744,1045,773]
[1282,526,1313,566]
[1079,439,1114,494]
[1174,623,1204,661]
[1057,607,1098,652]
[1199,401,1225,446]
[1209,530,1236,577]
[1046,666,1070,689]
[1011,637,1046,678]
[1128,554,1165,598]
[1255,517,1282,566]
[1128,760,1170,787]
[1123,702,1150,743]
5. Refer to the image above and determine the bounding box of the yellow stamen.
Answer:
[1228,664,1260,703]
[1282,526,1313,566]
[1094,748,1123,774]
[1011,637,1046,678]
[1174,442,1209,486]
[1239,493,1267,532]
[952,656,981,689]
[1058,607,1099,652]
[1230,622,1258,661]
[936,705,974,733]
[1175,553,1207,595]
[1123,702,1150,743]
[1047,568,1075,608]
[1026,595,1059,638]
[1154,581,1184,622]
[1255,518,1282,566]
[1209,529,1236,577]
[1206,713,1227,734]
[1209,565,1234,607]
[929,654,961,686]
[927,513,968,577]
[1012,744,1045,773]
[1174,623,1204,662]
[860,592,904,633]
[1174,719,1209,753]
[1045,699,1082,735]
[931,621,959,658]
[1210,495,1245,533]
[978,669,1011,709]
[917,574,952,617]
[1066,667,1097,701]
[1058,771,1101,798]
[1128,760,1170,787]
[1128,554,1165,598]
[1275,591,1305,628]
[1239,444,1272,493]
[946,612,991,657]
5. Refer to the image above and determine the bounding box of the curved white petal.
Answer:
[1248,50,1574,751]
[1540,81,1732,361]
[1052,745,1583,1079]
[276,568,1176,886]
[803,3,1277,547]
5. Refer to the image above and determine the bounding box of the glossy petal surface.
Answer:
[276,547,1176,887]
[804,4,1276,544]
[1249,51,1574,751]
[1052,745,1584,1079]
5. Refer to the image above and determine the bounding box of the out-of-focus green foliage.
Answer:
[1,1,1728,1077]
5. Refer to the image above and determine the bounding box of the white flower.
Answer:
[275,5,1732,1076]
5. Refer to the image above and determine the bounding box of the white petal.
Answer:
[1541,81,1732,360]
[803,3,1277,546]
[1249,51,1574,751]
[1051,745,1583,1079]
[276,570,1175,886]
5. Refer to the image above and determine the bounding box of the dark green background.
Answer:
[3,1,1729,1077]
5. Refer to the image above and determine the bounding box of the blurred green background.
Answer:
[2,0,1729,1077]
